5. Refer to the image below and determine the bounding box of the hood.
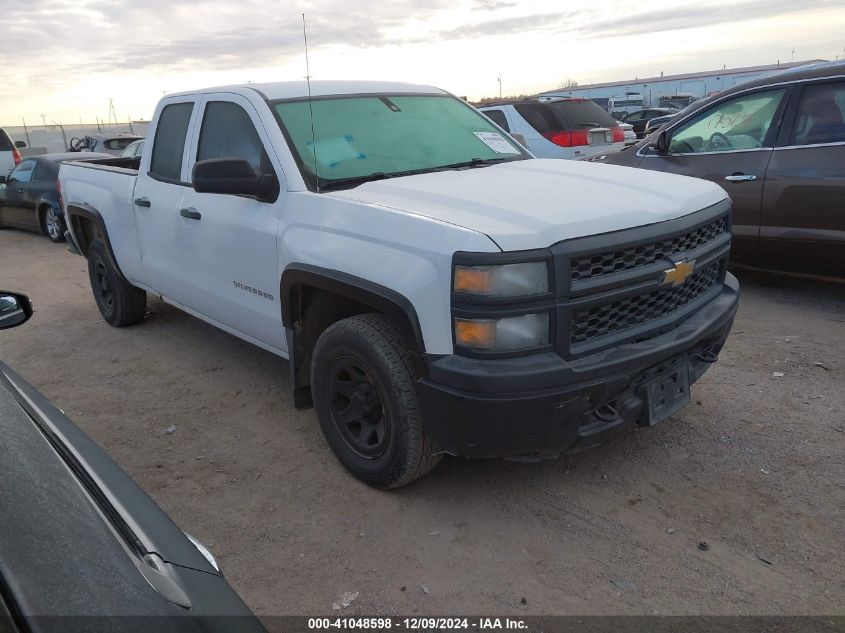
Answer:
[326,159,727,251]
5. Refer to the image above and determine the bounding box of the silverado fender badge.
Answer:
[660,259,696,287]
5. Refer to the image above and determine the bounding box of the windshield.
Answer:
[273,94,527,190]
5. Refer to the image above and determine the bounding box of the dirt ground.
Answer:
[1,228,843,617]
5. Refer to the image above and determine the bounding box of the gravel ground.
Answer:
[1,228,843,617]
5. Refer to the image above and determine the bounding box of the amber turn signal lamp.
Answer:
[454,318,496,349]
[453,266,493,295]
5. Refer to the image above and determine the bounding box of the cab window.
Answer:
[668,89,786,154]
[150,102,194,181]
[196,101,273,177]
[790,81,845,146]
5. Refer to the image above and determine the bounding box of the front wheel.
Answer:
[310,314,441,489]
[41,206,66,243]
[87,240,146,326]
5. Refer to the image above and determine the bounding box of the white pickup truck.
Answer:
[59,81,739,488]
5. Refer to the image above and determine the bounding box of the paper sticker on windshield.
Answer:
[307,135,366,169]
[473,131,519,154]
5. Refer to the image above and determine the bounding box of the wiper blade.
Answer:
[430,157,513,170]
[318,172,387,190]
[317,158,515,191]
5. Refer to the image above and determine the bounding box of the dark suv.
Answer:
[597,60,845,277]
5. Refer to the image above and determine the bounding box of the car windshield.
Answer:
[273,94,528,190]
[104,138,138,150]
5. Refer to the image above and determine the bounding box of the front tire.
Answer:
[41,205,66,243]
[311,314,441,489]
[87,240,146,326]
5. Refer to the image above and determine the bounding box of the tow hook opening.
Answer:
[593,402,620,423]
[697,349,719,364]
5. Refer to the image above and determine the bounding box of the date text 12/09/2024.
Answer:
[308,617,529,630]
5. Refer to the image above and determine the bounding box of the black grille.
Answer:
[571,260,723,345]
[570,215,728,281]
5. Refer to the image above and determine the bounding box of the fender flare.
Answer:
[280,263,427,408]
[65,203,131,284]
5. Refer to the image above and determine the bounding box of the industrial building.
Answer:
[539,60,824,112]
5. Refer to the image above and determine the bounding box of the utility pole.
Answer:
[52,121,68,151]
[107,98,118,126]
[40,114,47,130]
[497,73,502,99]
[21,118,31,146]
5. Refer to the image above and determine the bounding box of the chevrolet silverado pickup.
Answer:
[59,81,739,488]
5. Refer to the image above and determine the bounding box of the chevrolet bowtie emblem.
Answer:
[661,259,696,287]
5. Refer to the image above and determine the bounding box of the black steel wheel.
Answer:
[328,355,391,458]
[311,314,441,488]
[87,240,146,327]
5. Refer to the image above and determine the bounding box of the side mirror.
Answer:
[649,130,670,154]
[192,158,277,201]
[14,140,26,149]
[511,133,529,149]
[0,291,33,330]
[0,176,6,185]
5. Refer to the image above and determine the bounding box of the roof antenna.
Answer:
[302,13,319,193]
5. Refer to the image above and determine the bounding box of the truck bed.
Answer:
[59,156,145,284]
[65,155,141,174]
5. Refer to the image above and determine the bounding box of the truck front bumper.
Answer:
[417,273,739,459]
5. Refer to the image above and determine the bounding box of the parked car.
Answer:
[120,138,145,158]
[658,93,700,109]
[607,93,644,118]
[0,291,266,631]
[479,98,626,159]
[643,99,711,137]
[616,120,638,145]
[1,127,22,177]
[622,108,678,138]
[60,80,738,488]
[595,60,845,277]
[68,133,144,155]
[0,152,110,242]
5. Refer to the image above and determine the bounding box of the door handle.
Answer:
[180,207,201,220]
[134,197,151,207]
[724,174,757,182]
[17,188,24,194]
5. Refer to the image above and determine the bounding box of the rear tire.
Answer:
[40,205,66,243]
[87,240,146,326]
[311,314,441,489]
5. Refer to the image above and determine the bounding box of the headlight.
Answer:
[454,262,548,298]
[454,313,549,351]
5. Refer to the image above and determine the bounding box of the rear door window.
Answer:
[790,81,845,145]
[196,101,272,176]
[483,109,510,132]
[0,130,12,151]
[150,102,194,181]
[9,160,35,183]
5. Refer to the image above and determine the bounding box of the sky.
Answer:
[1,0,844,125]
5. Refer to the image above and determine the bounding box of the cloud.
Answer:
[0,0,841,121]
[576,0,842,37]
